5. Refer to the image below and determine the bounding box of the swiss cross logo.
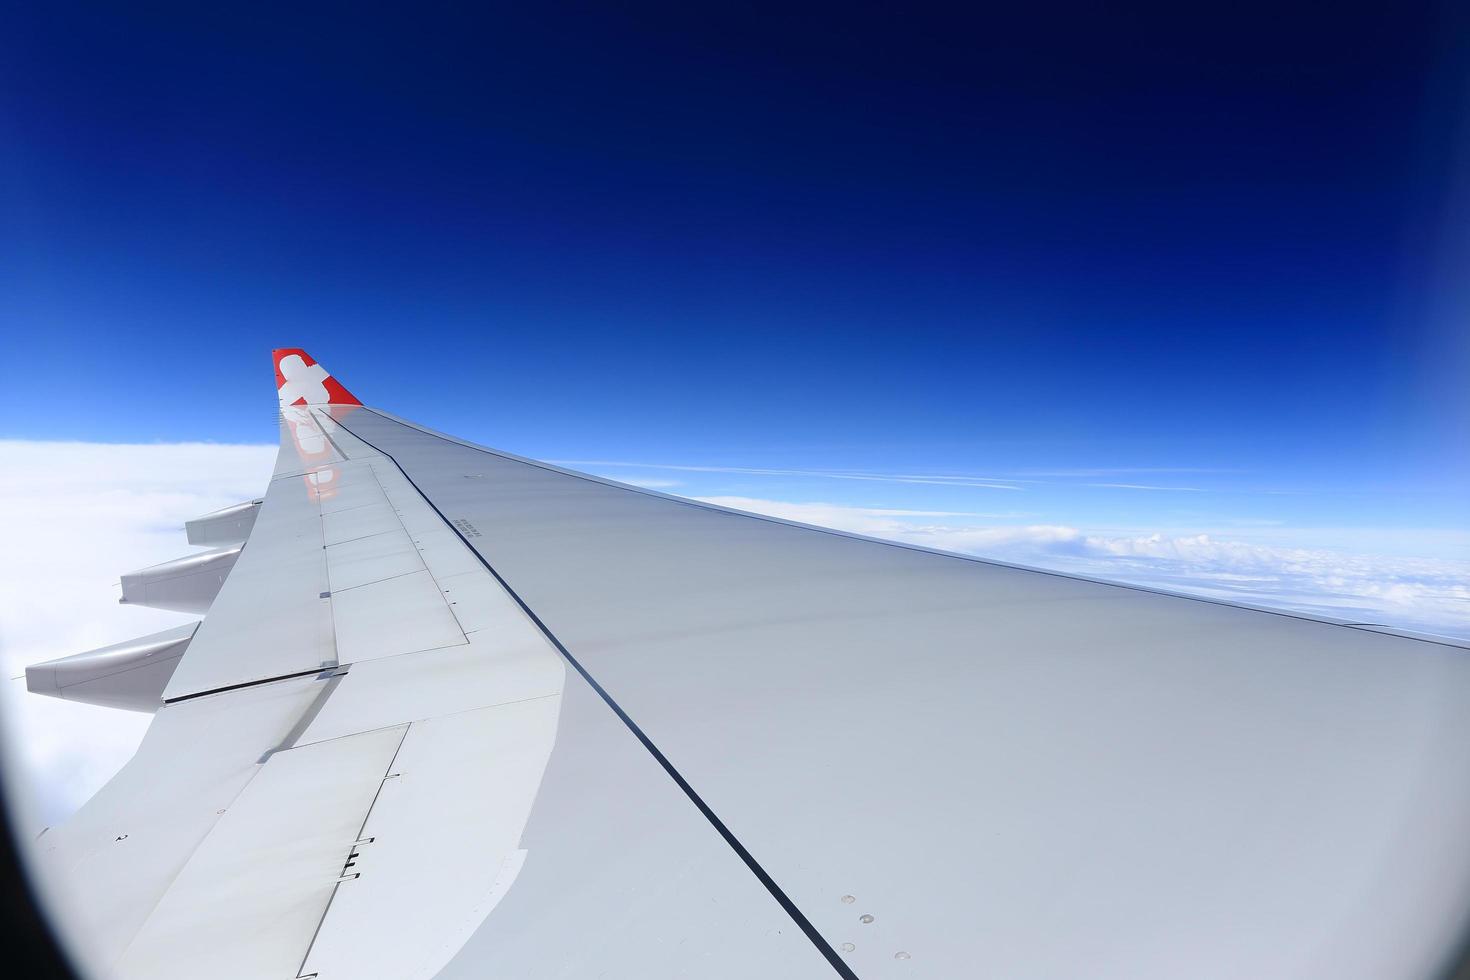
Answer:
[278,353,331,405]
[272,348,362,407]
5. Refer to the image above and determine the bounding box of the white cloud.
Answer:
[696,496,1470,640]
[1086,483,1208,491]
[555,460,1027,490]
[617,476,683,489]
[0,441,277,832]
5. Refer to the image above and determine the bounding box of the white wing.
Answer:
[28,349,1470,979]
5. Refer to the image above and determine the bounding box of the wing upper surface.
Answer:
[329,404,1470,980]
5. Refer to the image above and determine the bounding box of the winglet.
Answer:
[272,348,362,407]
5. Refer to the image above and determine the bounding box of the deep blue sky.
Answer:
[3,2,1467,540]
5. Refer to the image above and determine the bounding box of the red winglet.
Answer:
[272,348,362,407]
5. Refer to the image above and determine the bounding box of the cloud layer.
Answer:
[696,497,1470,639]
[0,441,278,831]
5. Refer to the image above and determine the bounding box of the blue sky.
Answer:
[2,3,1467,634]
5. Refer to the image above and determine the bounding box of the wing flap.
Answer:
[37,675,333,974]
[112,725,406,979]
[324,526,426,592]
[329,569,468,662]
[298,701,559,980]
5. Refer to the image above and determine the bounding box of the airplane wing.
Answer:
[25,349,1470,980]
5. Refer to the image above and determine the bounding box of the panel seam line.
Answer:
[332,412,861,980]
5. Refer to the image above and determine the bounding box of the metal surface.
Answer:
[112,725,405,979]
[428,675,839,980]
[300,702,560,980]
[162,425,335,698]
[324,527,425,591]
[118,544,240,614]
[296,608,566,747]
[330,569,468,663]
[36,675,332,976]
[334,405,1470,980]
[25,622,197,712]
[185,499,262,546]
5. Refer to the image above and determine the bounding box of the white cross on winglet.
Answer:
[278,354,332,406]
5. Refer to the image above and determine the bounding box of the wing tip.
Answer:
[272,348,363,407]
